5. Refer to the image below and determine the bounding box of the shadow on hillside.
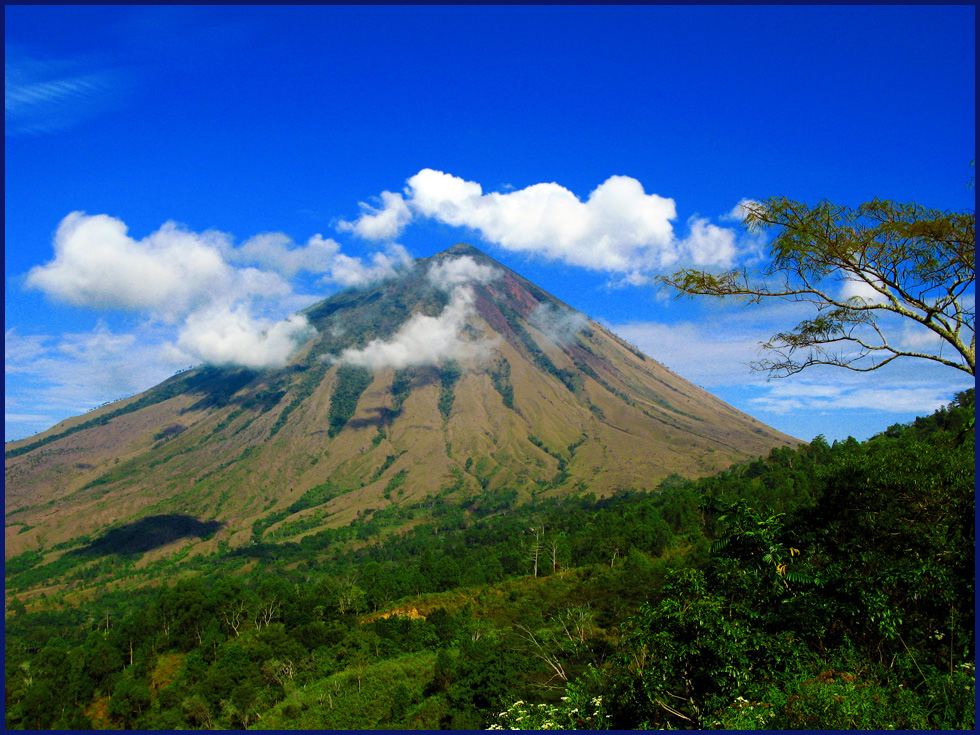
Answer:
[70,514,224,558]
[346,406,392,430]
[345,369,448,431]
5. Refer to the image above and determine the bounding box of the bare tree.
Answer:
[253,596,281,629]
[222,599,248,637]
[527,526,544,578]
[514,623,568,686]
[546,532,567,574]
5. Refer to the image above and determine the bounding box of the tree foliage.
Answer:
[4,392,973,730]
[660,195,975,376]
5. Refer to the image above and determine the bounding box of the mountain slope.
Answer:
[4,244,798,559]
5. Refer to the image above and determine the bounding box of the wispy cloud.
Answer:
[747,380,960,416]
[530,302,588,345]
[609,306,973,425]
[5,322,188,441]
[5,45,130,136]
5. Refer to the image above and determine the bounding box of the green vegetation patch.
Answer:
[488,358,515,409]
[328,365,374,437]
[438,360,462,419]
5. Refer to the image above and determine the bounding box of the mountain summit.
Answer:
[4,245,797,559]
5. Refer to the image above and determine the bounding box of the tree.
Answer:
[660,196,975,376]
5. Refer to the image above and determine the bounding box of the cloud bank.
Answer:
[335,256,501,371]
[24,212,407,369]
[340,169,746,279]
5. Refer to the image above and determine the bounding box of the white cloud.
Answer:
[408,170,680,272]
[677,216,738,267]
[235,232,341,277]
[341,169,743,276]
[233,231,411,287]
[335,271,497,371]
[176,307,314,369]
[5,46,130,136]
[839,275,889,305]
[20,212,418,374]
[326,244,412,288]
[25,212,244,320]
[337,190,412,240]
[894,322,944,351]
[529,302,588,344]
[722,198,762,223]
[4,322,190,441]
[3,328,50,372]
[748,381,955,416]
[426,255,501,288]
[611,318,766,387]
[605,311,972,443]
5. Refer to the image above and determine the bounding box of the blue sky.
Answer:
[5,5,975,444]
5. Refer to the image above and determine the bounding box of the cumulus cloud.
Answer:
[234,232,341,278]
[409,170,680,272]
[677,217,738,267]
[341,169,744,277]
[326,244,412,288]
[21,212,413,371]
[722,198,763,223]
[176,308,314,369]
[337,190,412,241]
[234,232,411,286]
[25,212,247,320]
[839,275,889,305]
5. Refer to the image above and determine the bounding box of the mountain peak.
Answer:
[429,242,497,266]
[445,242,484,256]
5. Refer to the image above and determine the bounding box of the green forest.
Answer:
[4,389,974,730]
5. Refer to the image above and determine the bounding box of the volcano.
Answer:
[4,244,798,560]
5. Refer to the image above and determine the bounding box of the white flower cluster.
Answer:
[487,695,609,730]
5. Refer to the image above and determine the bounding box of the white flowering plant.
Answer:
[488,674,610,731]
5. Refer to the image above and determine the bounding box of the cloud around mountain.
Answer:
[23,212,407,370]
[333,256,502,371]
[17,170,745,382]
[340,168,743,280]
